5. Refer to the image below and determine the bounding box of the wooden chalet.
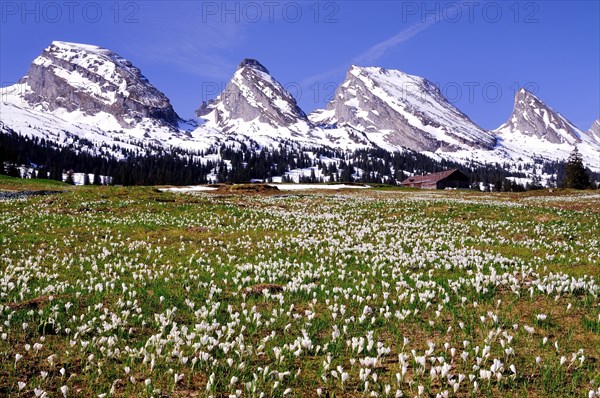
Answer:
[400,169,470,189]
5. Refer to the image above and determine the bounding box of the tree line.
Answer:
[1,129,597,189]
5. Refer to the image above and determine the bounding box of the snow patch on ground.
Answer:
[159,184,371,193]
[159,186,218,192]
[269,184,371,191]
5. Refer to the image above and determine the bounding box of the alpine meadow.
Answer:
[1,1,599,397]
[0,178,599,397]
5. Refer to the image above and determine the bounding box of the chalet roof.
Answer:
[400,169,464,185]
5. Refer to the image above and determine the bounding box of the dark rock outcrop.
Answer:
[19,41,179,128]
[196,58,310,131]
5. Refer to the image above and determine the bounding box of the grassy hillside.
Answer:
[0,175,70,191]
[0,186,598,397]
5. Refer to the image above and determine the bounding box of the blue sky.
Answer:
[1,1,598,130]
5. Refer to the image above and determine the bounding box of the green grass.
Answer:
[0,174,70,190]
[0,186,598,397]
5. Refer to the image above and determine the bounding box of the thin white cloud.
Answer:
[352,13,441,65]
[302,1,462,84]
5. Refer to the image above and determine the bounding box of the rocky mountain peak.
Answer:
[586,118,600,146]
[17,41,179,128]
[238,58,270,74]
[512,88,544,114]
[497,88,581,144]
[196,59,309,133]
[310,65,496,152]
[589,118,600,135]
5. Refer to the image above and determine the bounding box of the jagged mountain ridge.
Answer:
[1,41,599,175]
[495,89,581,145]
[192,58,371,150]
[196,58,310,131]
[493,89,599,169]
[0,41,227,157]
[587,118,600,146]
[19,41,179,128]
[310,66,497,153]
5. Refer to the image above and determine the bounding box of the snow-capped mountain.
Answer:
[18,41,179,127]
[194,58,370,149]
[494,89,599,168]
[0,41,221,156]
[1,41,598,180]
[310,66,497,152]
[197,59,310,132]
[496,89,581,145]
[587,119,600,146]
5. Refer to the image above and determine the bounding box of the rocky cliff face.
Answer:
[19,41,179,128]
[591,119,600,134]
[196,58,311,132]
[3,42,599,173]
[310,66,496,152]
[495,89,581,145]
[587,119,600,144]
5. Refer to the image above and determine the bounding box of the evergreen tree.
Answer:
[3,128,598,188]
[6,163,20,178]
[527,175,543,190]
[563,148,590,189]
[340,163,354,182]
[491,176,502,192]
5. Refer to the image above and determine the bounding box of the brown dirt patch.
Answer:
[4,294,69,310]
[245,283,284,296]
[210,183,280,195]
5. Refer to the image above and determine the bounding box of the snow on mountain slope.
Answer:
[310,65,497,153]
[2,41,598,177]
[19,41,179,127]
[495,89,581,144]
[197,58,310,131]
[0,41,224,156]
[585,118,600,146]
[0,91,222,157]
[494,89,600,170]
[195,59,371,150]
